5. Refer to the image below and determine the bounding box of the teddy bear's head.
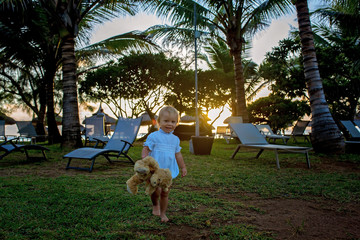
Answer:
[134,156,159,178]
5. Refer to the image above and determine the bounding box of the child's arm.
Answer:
[175,152,187,177]
[142,146,150,158]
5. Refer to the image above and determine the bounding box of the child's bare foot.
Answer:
[152,205,160,216]
[160,214,169,222]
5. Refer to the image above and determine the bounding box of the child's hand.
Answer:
[181,168,187,177]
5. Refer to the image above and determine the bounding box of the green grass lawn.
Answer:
[0,139,359,239]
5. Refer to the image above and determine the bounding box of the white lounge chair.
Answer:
[0,120,5,141]
[84,115,109,146]
[289,120,310,143]
[16,121,47,143]
[340,120,360,140]
[255,124,290,144]
[230,123,312,169]
[354,120,360,129]
[64,117,142,172]
[216,126,232,143]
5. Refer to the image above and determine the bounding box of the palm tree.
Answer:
[314,0,360,74]
[316,0,360,38]
[1,0,158,147]
[0,0,62,143]
[200,38,269,108]
[37,0,145,148]
[312,1,360,121]
[294,0,345,153]
[143,0,293,122]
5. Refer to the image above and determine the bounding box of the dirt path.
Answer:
[155,196,360,239]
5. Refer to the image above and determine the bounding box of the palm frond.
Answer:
[77,30,159,61]
[82,1,138,25]
[243,0,293,36]
[313,7,360,37]
[145,24,210,48]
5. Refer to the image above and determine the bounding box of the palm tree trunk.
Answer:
[33,76,47,142]
[61,35,82,148]
[35,100,47,142]
[295,0,345,153]
[232,49,249,122]
[44,61,62,144]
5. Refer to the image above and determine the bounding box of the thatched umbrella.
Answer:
[180,114,195,123]
[94,104,117,124]
[0,113,16,125]
[223,116,243,124]
[180,114,211,123]
[82,104,117,134]
[82,104,117,125]
[140,112,158,126]
[32,116,62,125]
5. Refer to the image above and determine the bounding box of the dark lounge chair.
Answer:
[0,137,49,161]
[64,117,142,172]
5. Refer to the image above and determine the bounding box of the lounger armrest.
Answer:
[112,140,133,158]
[121,140,133,148]
[0,137,20,148]
[258,130,266,136]
[92,137,107,148]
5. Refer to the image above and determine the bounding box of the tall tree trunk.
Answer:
[61,35,82,148]
[232,49,249,122]
[44,61,62,144]
[35,99,47,142]
[34,76,47,142]
[295,0,345,153]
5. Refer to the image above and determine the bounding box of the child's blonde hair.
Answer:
[157,106,180,125]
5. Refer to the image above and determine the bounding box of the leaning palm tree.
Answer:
[293,0,345,153]
[143,0,293,122]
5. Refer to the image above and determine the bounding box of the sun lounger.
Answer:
[255,124,290,144]
[340,120,360,140]
[0,120,6,141]
[16,121,47,143]
[0,137,49,161]
[289,120,310,143]
[354,120,360,128]
[84,115,110,146]
[64,117,142,172]
[230,123,312,169]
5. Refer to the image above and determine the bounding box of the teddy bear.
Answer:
[126,156,159,195]
[126,156,172,196]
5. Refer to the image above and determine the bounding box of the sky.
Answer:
[8,3,323,132]
[86,10,299,127]
[89,12,298,65]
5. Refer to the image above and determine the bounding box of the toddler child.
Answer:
[142,106,187,222]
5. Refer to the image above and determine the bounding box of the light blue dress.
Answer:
[144,129,181,179]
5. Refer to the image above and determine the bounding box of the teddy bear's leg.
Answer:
[126,175,143,195]
[145,184,157,196]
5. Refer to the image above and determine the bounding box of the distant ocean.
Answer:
[4,124,149,139]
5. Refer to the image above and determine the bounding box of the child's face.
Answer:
[159,112,178,133]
